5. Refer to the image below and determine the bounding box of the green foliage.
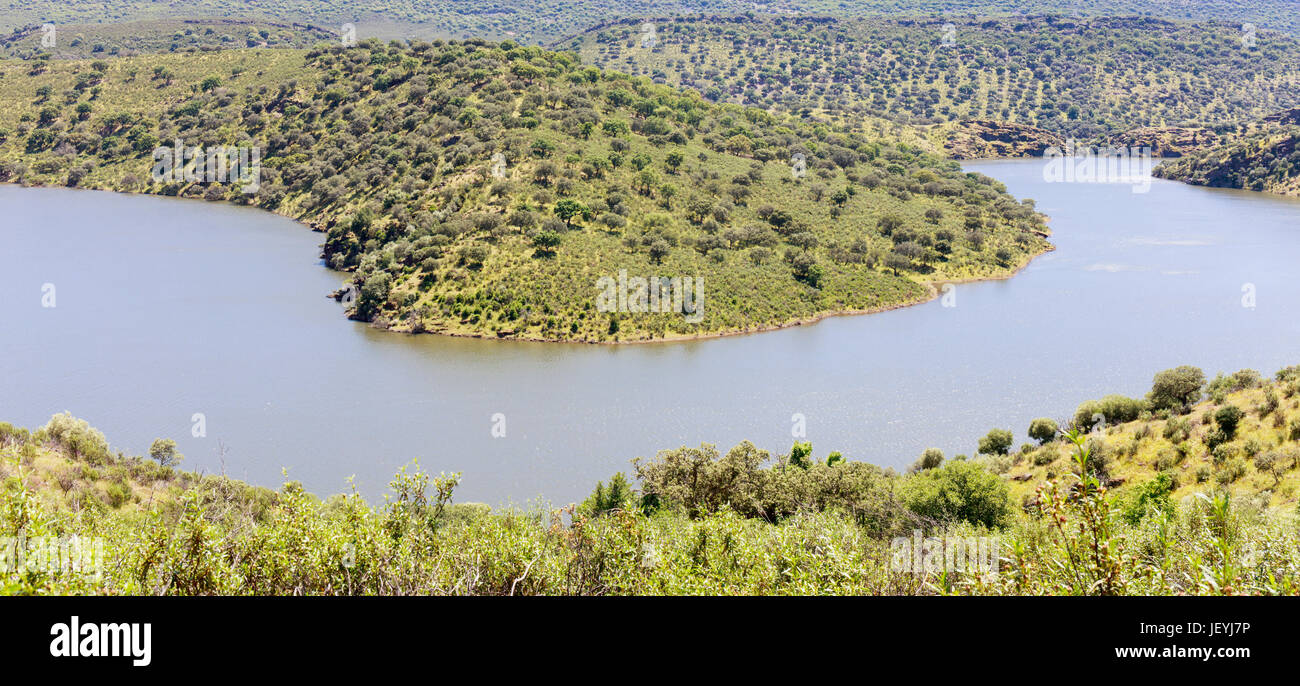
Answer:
[977,428,1013,456]
[910,447,944,473]
[900,459,1010,528]
[1121,473,1174,526]
[1214,404,1244,438]
[579,472,634,516]
[148,438,182,467]
[1027,418,1058,445]
[35,412,110,465]
[1148,366,1206,413]
[788,441,813,469]
[568,15,1300,147]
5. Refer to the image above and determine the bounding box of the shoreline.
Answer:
[2,178,1055,346]
[371,241,1058,346]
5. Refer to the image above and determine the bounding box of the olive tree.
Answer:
[149,438,183,467]
[1148,366,1206,413]
[1028,418,1059,445]
[977,428,1014,456]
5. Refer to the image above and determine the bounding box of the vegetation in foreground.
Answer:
[5,363,1300,595]
[0,39,1049,342]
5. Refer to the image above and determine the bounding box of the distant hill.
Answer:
[1,19,338,59]
[561,15,1300,153]
[4,0,1300,46]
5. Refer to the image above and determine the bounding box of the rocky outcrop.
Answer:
[1262,108,1300,126]
[1109,127,1219,157]
[1154,126,1300,197]
[942,120,1064,159]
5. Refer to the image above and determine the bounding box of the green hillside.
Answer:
[0,39,1049,342]
[561,15,1300,152]
[1154,111,1300,196]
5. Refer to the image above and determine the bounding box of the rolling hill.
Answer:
[0,39,1050,342]
[561,15,1300,155]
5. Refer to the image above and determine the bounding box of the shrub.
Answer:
[36,412,110,465]
[580,472,634,516]
[0,422,31,445]
[1215,458,1248,484]
[1214,404,1244,438]
[1254,451,1282,485]
[1121,473,1174,525]
[900,460,1010,528]
[909,448,944,473]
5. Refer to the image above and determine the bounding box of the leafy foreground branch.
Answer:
[4,374,1300,594]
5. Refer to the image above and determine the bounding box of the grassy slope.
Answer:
[561,15,1300,148]
[1001,372,1300,511]
[0,40,1050,343]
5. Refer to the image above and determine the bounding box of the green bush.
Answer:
[35,412,110,465]
[1121,473,1174,525]
[900,460,1010,528]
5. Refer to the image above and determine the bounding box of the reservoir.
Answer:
[3,160,1300,505]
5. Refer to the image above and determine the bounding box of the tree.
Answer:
[1254,451,1283,486]
[357,272,391,319]
[788,441,813,469]
[149,438,183,467]
[788,231,818,252]
[531,230,561,257]
[552,199,589,228]
[910,448,944,473]
[878,214,904,235]
[1148,366,1206,413]
[634,169,659,196]
[665,150,684,173]
[1214,404,1243,438]
[884,251,911,276]
[580,472,634,516]
[978,428,1014,456]
[1028,418,1059,445]
[647,238,670,263]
